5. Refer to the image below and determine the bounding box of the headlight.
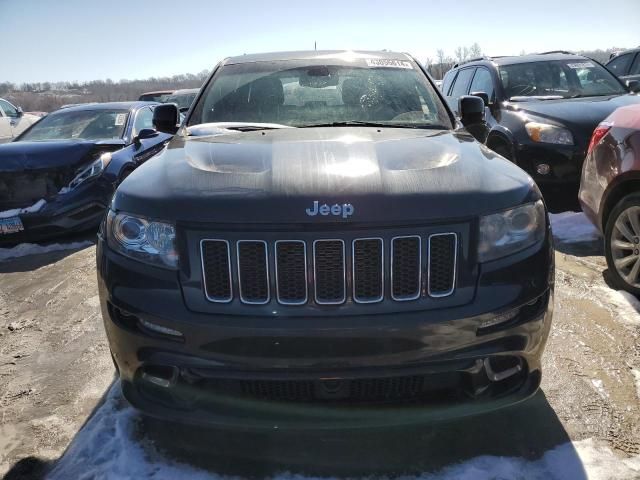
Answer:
[65,152,112,191]
[525,122,573,145]
[478,200,546,262]
[106,210,178,268]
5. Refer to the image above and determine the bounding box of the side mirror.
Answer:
[459,95,486,127]
[16,106,23,117]
[627,80,640,94]
[470,91,489,106]
[133,128,158,146]
[153,103,180,134]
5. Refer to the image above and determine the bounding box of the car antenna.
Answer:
[314,41,317,51]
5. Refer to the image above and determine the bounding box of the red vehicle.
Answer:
[579,104,640,294]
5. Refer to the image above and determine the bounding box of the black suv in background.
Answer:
[98,50,554,428]
[607,47,640,84]
[442,52,640,199]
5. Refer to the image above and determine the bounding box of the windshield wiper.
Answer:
[298,121,447,129]
[187,122,291,136]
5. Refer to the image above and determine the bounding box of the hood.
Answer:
[114,127,538,224]
[506,94,640,136]
[0,140,125,173]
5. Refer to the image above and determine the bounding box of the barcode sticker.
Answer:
[366,59,413,69]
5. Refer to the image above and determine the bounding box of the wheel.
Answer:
[604,193,640,295]
[491,142,513,161]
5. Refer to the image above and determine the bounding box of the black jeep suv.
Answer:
[442,52,640,193]
[97,50,554,429]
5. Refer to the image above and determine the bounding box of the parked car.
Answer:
[0,102,173,243]
[98,50,554,428]
[138,90,174,103]
[0,98,41,143]
[442,52,640,194]
[579,104,640,294]
[164,88,199,112]
[606,47,640,85]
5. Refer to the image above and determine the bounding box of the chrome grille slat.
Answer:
[352,238,384,304]
[237,240,270,304]
[391,236,422,301]
[200,233,457,305]
[200,239,233,303]
[275,240,308,305]
[313,239,346,305]
[428,233,457,297]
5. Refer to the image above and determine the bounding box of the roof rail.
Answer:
[537,50,574,55]
[453,56,492,68]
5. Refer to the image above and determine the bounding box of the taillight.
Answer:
[587,123,612,155]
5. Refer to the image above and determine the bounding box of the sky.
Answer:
[1,0,639,84]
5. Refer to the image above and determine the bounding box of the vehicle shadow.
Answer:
[0,231,96,274]
[1,376,116,480]
[553,237,603,257]
[142,390,587,478]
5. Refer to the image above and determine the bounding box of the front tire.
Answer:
[604,193,640,296]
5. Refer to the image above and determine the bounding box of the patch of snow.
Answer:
[632,369,640,401]
[591,379,609,399]
[0,241,93,262]
[594,286,640,326]
[549,212,601,244]
[0,199,47,219]
[48,383,640,480]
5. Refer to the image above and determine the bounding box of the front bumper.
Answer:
[0,180,112,244]
[97,228,554,429]
[515,143,584,187]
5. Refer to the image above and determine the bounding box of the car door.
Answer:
[607,52,635,80]
[445,67,476,116]
[0,99,32,140]
[468,67,499,128]
[626,54,640,83]
[0,100,14,143]
[131,106,171,166]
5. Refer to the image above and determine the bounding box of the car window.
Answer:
[165,92,197,110]
[607,53,633,75]
[499,60,625,99]
[441,71,456,96]
[189,60,453,129]
[0,99,18,118]
[630,54,640,75]
[469,68,495,100]
[18,109,129,141]
[449,68,475,99]
[133,107,154,136]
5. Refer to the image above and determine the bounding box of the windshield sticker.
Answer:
[114,113,127,126]
[567,62,595,69]
[366,59,413,69]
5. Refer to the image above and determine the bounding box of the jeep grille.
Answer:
[200,233,457,306]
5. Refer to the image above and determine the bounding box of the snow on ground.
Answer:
[549,211,601,244]
[0,199,47,219]
[594,286,640,326]
[48,383,640,480]
[0,241,93,262]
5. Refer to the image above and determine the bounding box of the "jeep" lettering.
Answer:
[305,201,354,219]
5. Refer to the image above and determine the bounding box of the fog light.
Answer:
[138,318,183,338]
[536,163,551,175]
[479,308,520,329]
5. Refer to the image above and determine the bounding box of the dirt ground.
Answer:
[0,231,639,478]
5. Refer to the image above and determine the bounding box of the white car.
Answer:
[0,98,40,143]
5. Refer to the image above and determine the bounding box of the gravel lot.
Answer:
[1,216,640,479]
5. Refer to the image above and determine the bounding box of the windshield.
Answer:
[499,59,626,99]
[188,59,452,129]
[166,92,197,109]
[19,109,129,141]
